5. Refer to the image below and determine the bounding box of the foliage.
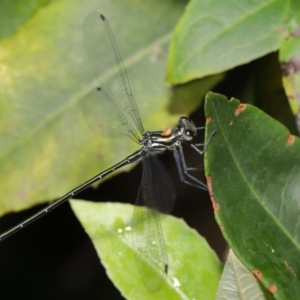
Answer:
[1,0,300,299]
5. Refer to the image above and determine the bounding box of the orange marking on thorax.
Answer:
[161,127,172,137]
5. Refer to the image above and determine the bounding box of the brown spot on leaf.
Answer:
[284,261,296,276]
[252,269,262,282]
[150,39,163,62]
[206,116,212,124]
[269,284,277,294]
[206,176,219,213]
[281,56,300,76]
[229,120,233,125]
[287,134,295,145]
[234,104,246,116]
[291,27,300,37]
[277,26,286,34]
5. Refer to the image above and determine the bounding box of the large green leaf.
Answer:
[70,200,222,299]
[0,0,52,39]
[204,92,300,299]
[166,0,300,84]
[0,0,200,216]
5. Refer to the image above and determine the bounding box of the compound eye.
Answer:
[183,129,194,141]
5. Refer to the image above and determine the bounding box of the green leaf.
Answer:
[279,10,300,122]
[166,0,299,84]
[70,200,222,299]
[216,250,272,300]
[0,0,52,39]
[0,0,196,216]
[204,92,300,299]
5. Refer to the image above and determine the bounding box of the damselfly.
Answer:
[0,12,212,291]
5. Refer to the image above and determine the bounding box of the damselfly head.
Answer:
[178,117,197,141]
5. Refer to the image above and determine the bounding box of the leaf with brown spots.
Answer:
[205,92,300,299]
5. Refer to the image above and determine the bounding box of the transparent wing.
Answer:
[131,154,175,291]
[81,88,139,140]
[83,12,144,140]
